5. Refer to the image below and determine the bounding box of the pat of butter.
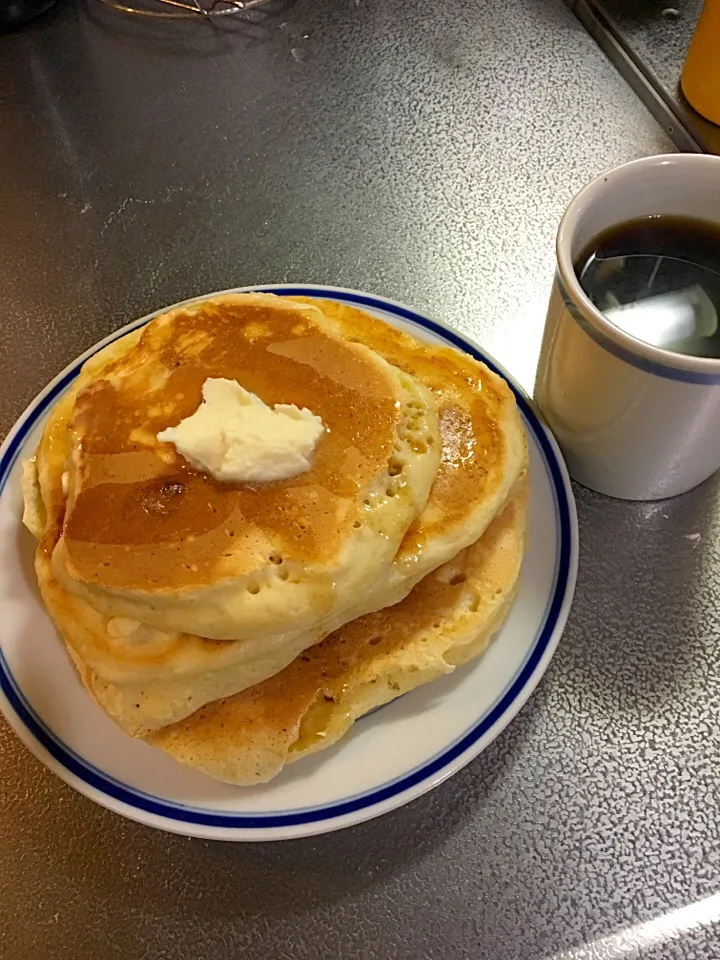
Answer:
[157,378,324,484]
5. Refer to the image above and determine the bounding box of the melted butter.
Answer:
[63,301,400,591]
[437,404,477,469]
[289,689,351,754]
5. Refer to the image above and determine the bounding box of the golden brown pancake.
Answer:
[49,293,440,642]
[24,294,526,736]
[292,298,526,586]
[147,480,528,785]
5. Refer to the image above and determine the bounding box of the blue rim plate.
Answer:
[0,285,578,841]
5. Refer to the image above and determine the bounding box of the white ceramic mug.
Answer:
[534,153,720,501]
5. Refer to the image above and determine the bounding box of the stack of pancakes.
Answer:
[22,293,528,785]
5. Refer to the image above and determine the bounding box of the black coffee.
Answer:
[575,215,720,357]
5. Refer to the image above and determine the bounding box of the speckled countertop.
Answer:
[1,1,718,958]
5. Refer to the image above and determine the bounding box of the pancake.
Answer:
[147,479,528,784]
[292,298,526,593]
[48,293,441,644]
[24,295,526,735]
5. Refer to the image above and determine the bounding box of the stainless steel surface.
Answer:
[1,1,718,958]
[572,0,720,155]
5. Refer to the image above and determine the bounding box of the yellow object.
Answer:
[681,0,720,126]
[157,378,325,485]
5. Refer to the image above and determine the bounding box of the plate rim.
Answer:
[0,284,578,841]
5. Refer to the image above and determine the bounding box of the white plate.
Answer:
[0,285,578,841]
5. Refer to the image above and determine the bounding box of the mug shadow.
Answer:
[562,471,720,711]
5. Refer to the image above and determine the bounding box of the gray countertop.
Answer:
[2,1,718,958]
